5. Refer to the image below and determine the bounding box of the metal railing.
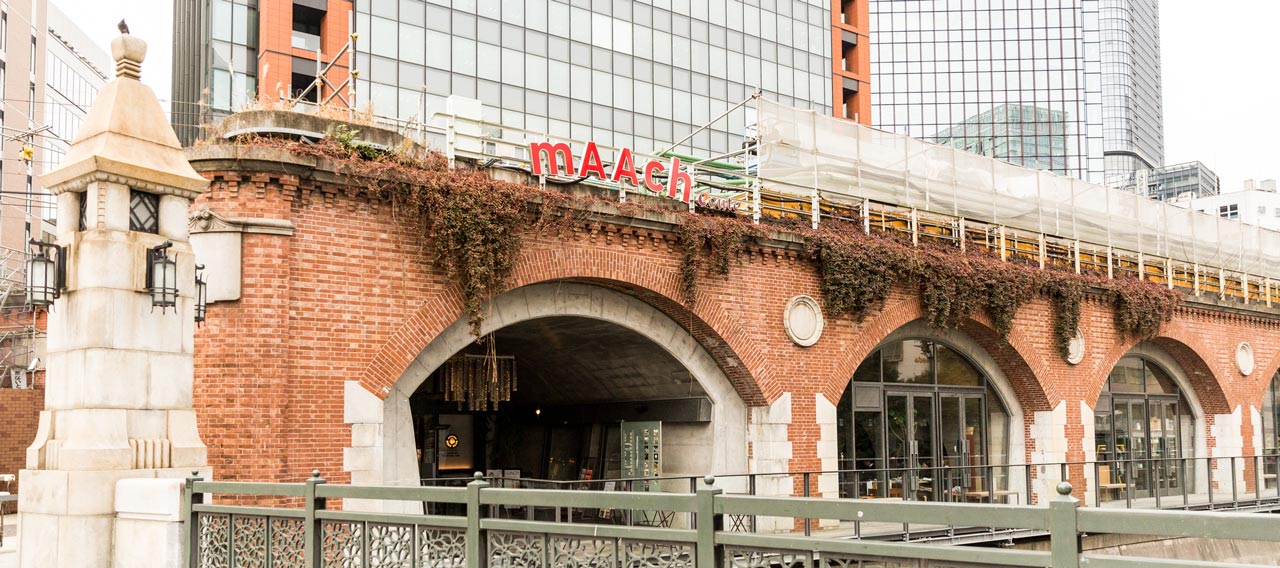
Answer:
[412,454,1280,536]
[183,472,1280,568]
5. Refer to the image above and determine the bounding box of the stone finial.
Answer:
[111,29,146,80]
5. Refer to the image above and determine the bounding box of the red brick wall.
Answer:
[191,161,1280,496]
[0,388,42,492]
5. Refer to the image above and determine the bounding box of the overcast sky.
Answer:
[50,0,1278,192]
[1160,0,1279,192]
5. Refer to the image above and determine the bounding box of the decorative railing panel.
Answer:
[184,472,1280,568]
[197,513,229,568]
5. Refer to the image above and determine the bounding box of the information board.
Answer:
[620,421,662,482]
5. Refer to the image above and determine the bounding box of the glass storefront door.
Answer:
[882,390,987,501]
[1149,398,1183,496]
[885,392,929,500]
[938,394,988,501]
[1108,396,1187,499]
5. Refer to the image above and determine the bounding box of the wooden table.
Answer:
[1097,482,1129,502]
[964,490,1020,504]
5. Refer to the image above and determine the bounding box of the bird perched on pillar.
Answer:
[118,19,129,34]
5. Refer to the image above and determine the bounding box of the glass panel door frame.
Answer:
[1105,393,1184,500]
[882,387,987,501]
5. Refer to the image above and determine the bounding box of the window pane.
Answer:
[129,191,159,234]
[936,344,982,387]
[853,352,880,383]
[371,17,397,57]
[1144,361,1177,395]
[1108,356,1145,393]
[883,340,932,384]
[398,24,425,65]
[212,0,232,42]
[232,4,248,44]
[212,68,232,109]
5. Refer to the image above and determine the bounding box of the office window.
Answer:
[1218,204,1239,220]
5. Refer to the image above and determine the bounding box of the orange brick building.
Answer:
[182,132,1280,510]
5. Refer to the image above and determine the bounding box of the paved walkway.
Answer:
[0,517,15,568]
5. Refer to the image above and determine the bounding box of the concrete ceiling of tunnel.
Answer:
[454,316,708,406]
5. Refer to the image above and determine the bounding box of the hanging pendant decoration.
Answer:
[441,337,517,411]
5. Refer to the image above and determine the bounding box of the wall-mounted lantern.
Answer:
[147,240,178,312]
[26,239,66,307]
[194,264,208,325]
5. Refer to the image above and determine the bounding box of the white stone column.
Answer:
[1028,401,1069,504]
[748,392,792,532]
[19,31,211,568]
[1210,406,1246,497]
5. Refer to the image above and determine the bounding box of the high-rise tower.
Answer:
[869,0,1165,186]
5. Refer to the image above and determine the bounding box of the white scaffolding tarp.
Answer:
[756,99,1279,277]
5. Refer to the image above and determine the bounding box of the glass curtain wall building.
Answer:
[1098,0,1163,187]
[44,4,111,230]
[172,0,261,144]
[870,0,1164,186]
[353,0,834,158]
[869,0,1103,182]
[1145,161,1219,202]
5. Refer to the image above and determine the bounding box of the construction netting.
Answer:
[755,99,1280,278]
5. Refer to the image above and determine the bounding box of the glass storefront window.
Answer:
[1094,354,1195,500]
[1264,373,1279,452]
[837,338,1010,501]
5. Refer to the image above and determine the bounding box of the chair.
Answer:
[1097,465,1127,501]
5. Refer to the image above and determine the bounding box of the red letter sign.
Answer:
[611,148,640,186]
[667,157,693,203]
[643,161,666,194]
[578,141,607,179]
[529,142,574,176]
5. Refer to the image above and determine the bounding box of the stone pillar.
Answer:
[748,392,792,532]
[19,31,211,568]
[1028,401,1069,504]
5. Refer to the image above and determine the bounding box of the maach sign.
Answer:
[530,141,695,203]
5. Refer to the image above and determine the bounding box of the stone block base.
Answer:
[113,517,182,568]
[19,512,113,568]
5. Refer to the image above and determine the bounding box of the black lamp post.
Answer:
[147,240,178,312]
[194,264,207,325]
[26,239,65,307]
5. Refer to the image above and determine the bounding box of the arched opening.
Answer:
[1093,354,1196,501]
[411,316,715,482]
[836,337,1013,502]
[371,282,750,500]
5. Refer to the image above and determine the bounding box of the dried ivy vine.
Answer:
[805,227,1182,357]
[677,215,763,304]
[251,129,576,336]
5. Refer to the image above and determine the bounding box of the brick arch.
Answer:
[819,294,1052,414]
[358,247,769,405]
[1244,349,1280,407]
[1087,326,1232,416]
